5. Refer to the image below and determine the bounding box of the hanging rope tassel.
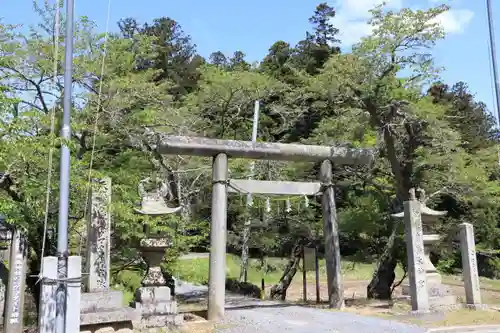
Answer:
[247,192,253,207]
[286,198,292,213]
[265,197,271,213]
[304,195,309,208]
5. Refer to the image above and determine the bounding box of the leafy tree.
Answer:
[209,51,228,68]
[428,82,499,151]
[3,0,500,316]
[291,3,341,75]
[309,2,340,46]
[187,65,286,139]
[229,51,251,71]
[0,6,207,315]
[118,16,204,97]
[309,3,487,299]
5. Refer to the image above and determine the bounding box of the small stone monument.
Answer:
[459,223,484,309]
[3,220,28,333]
[133,178,183,329]
[394,189,456,310]
[0,214,11,324]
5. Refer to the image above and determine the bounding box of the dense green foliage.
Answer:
[1,1,499,308]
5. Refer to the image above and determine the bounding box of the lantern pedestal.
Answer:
[401,234,457,309]
[134,237,183,329]
[393,196,457,310]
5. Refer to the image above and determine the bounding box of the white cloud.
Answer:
[334,0,402,45]
[432,9,474,34]
[332,0,474,46]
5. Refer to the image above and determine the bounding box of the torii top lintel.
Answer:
[157,135,375,165]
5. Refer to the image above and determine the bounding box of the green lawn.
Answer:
[172,254,405,287]
[173,254,500,296]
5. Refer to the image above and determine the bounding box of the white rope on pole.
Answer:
[79,0,112,255]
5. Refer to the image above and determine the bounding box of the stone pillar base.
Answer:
[134,286,183,329]
[463,303,489,310]
[402,281,457,310]
[80,291,141,329]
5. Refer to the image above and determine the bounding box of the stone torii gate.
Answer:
[157,136,374,320]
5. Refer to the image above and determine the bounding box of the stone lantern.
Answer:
[133,178,184,328]
[392,189,456,309]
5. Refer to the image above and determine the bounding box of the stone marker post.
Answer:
[208,153,228,321]
[4,228,28,333]
[319,160,344,309]
[39,256,58,333]
[85,177,111,292]
[459,223,482,306]
[65,256,82,333]
[80,176,141,330]
[0,218,11,324]
[403,194,429,312]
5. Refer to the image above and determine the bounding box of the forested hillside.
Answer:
[1,2,499,305]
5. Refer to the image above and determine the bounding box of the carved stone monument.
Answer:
[397,189,429,312]
[80,178,140,331]
[0,215,11,324]
[85,177,112,292]
[394,189,455,310]
[4,226,28,333]
[459,223,484,309]
[133,178,183,329]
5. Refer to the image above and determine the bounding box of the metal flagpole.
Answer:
[487,0,500,124]
[486,0,500,165]
[56,0,75,331]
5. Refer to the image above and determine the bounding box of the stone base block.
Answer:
[408,310,431,316]
[80,307,141,327]
[138,313,184,328]
[81,291,124,313]
[429,296,458,310]
[402,283,454,297]
[428,283,454,297]
[136,286,171,303]
[135,300,177,315]
[80,326,134,333]
[134,286,182,329]
[402,282,457,308]
[463,303,489,310]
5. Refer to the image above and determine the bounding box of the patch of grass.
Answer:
[383,309,500,328]
[433,309,500,327]
[442,274,500,292]
[172,254,403,286]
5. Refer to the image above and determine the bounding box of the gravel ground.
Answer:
[176,280,426,333]
[175,278,500,333]
[216,306,426,333]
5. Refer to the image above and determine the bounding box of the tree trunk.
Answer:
[270,240,306,300]
[366,226,398,299]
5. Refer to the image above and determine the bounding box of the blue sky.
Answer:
[1,0,498,117]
